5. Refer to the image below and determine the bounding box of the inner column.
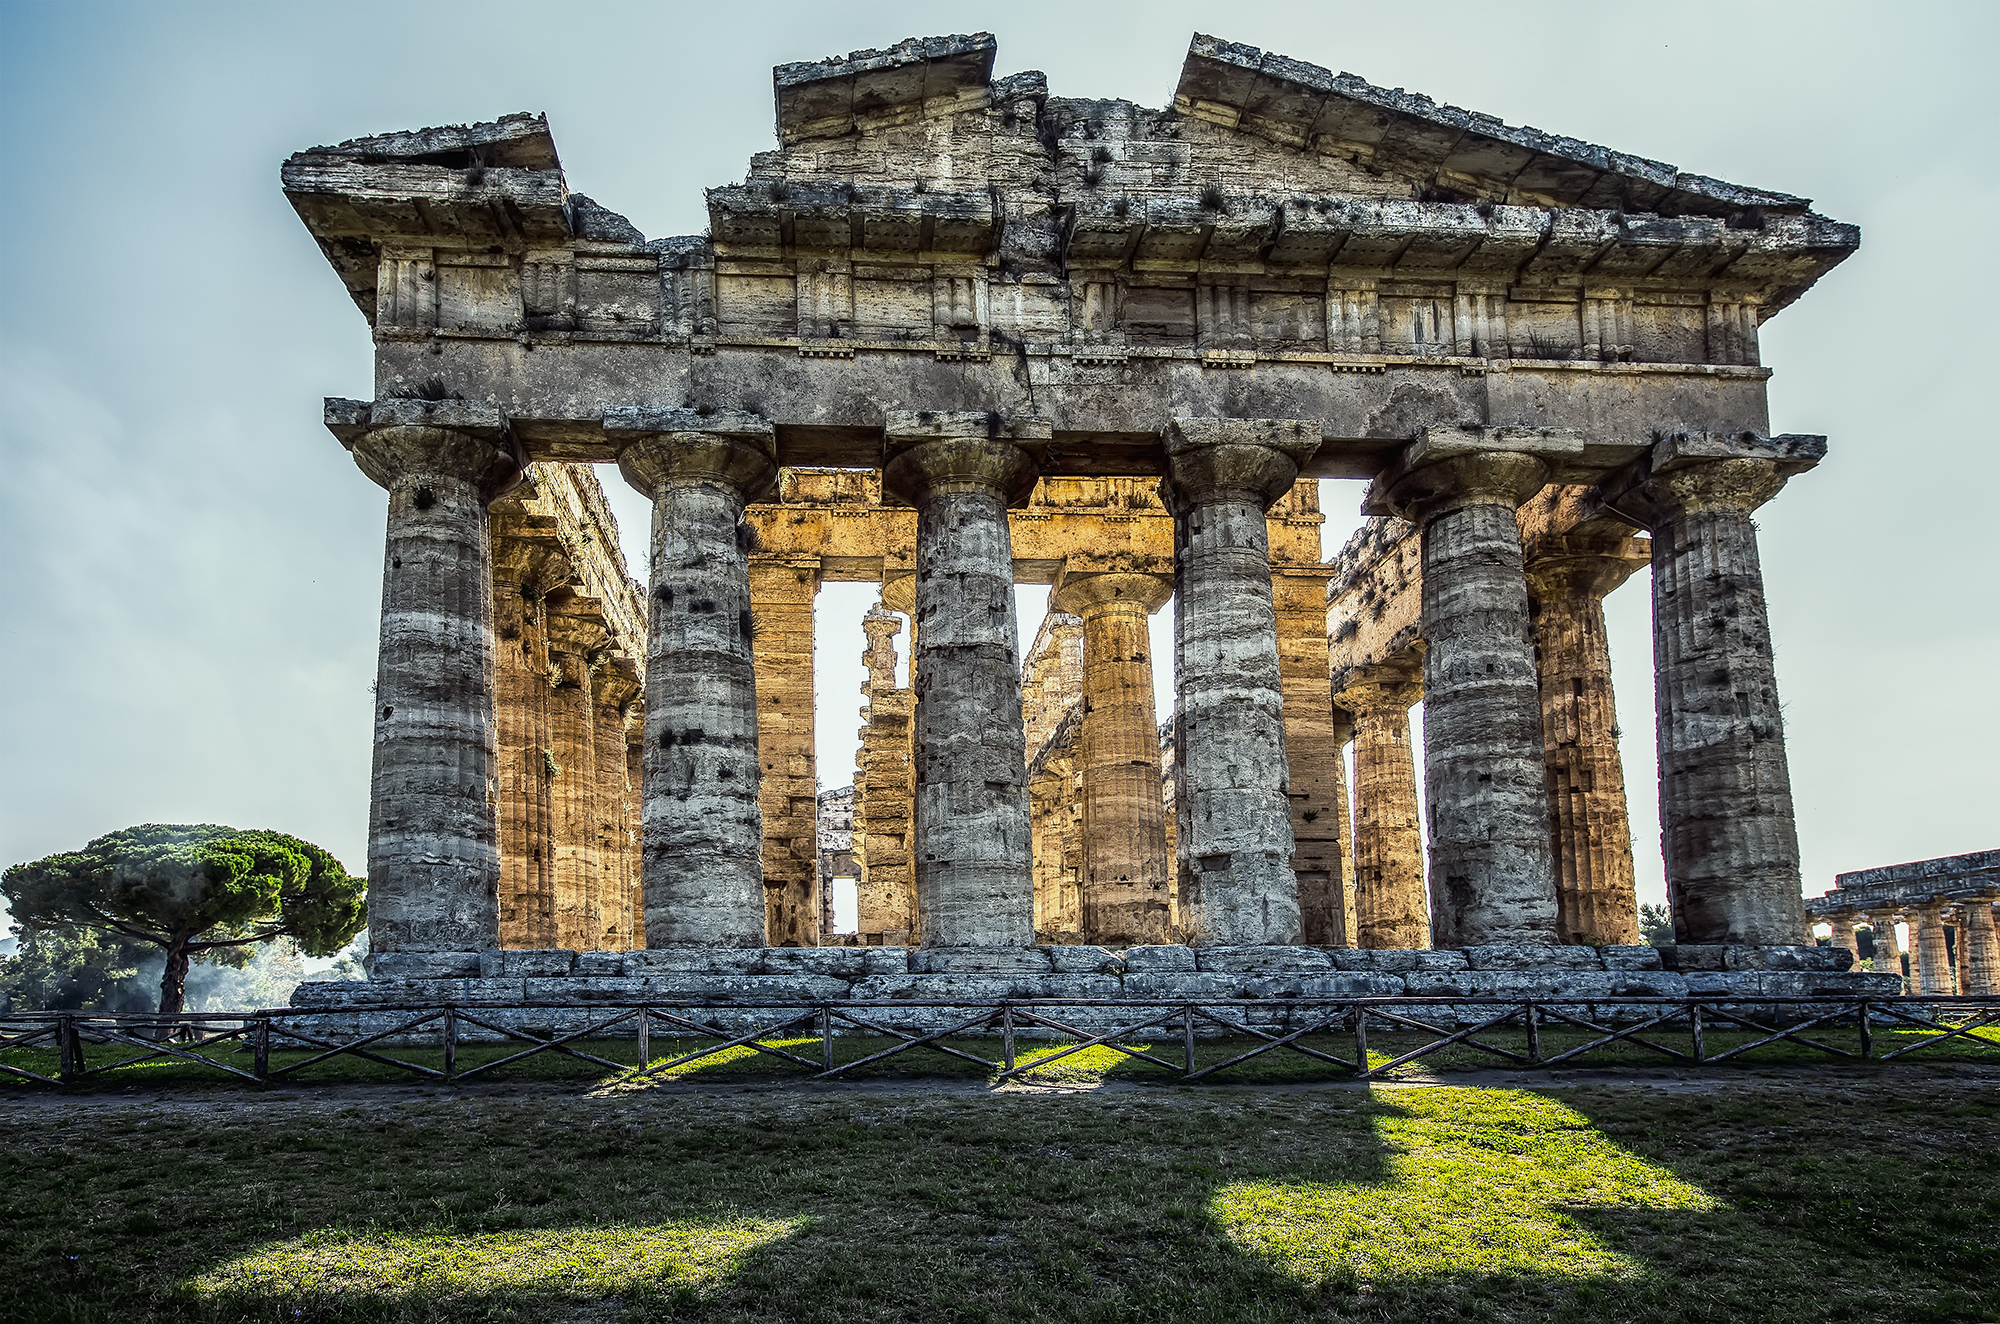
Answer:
[612,409,778,948]
[1332,662,1430,948]
[749,554,823,947]
[1050,568,1174,946]
[880,410,1048,949]
[1163,417,1320,947]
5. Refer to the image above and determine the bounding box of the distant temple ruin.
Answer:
[286,32,1872,989]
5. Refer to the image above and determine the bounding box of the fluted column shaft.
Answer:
[615,411,778,947]
[1523,541,1645,944]
[1960,898,1999,995]
[1334,668,1429,949]
[882,412,1048,948]
[1872,911,1906,989]
[1826,913,1862,962]
[1379,449,1560,946]
[854,600,916,941]
[349,414,517,954]
[750,556,823,947]
[544,643,599,950]
[591,667,639,951]
[1053,572,1174,946]
[1276,568,1350,947]
[1912,904,1956,995]
[1164,419,1319,946]
[1618,456,1806,943]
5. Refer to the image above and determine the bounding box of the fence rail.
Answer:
[3,995,1997,1089]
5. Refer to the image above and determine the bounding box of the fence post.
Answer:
[1690,1002,1705,1063]
[1001,1004,1015,1073]
[1857,1000,1873,1060]
[1352,1006,1370,1077]
[818,1006,833,1073]
[1525,1002,1541,1065]
[253,1016,271,1082]
[636,1007,651,1074]
[1182,1006,1196,1078]
[442,1006,457,1082]
[58,1015,81,1085]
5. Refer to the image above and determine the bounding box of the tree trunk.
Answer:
[157,938,191,1020]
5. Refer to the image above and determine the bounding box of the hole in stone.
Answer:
[414,487,437,511]
[381,706,394,719]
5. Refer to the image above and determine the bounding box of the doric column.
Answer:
[1599,433,1823,944]
[542,621,601,951]
[1275,566,1351,947]
[612,409,778,947]
[1911,903,1956,995]
[592,656,641,951]
[1372,428,1579,946]
[342,400,519,956]
[1960,895,1999,995]
[854,600,916,942]
[1871,911,1907,989]
[750,555,823,947]
[1825,912,1862,962]
[491,535,568,950]
[1522,534,1648,944]
[880,411,1049,948]
[623,706,646,949]
[1163,418,1320,946]
[1333,663,1429,949]
[1051,568,1175,946]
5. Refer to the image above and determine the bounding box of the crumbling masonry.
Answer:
[285,32,1884,1007]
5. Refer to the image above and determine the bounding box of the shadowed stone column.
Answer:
[1871,911,1907,989]
[881,411,1048,949]
[1163,418,1319,946]
[1333,663,1429,949]
[1051,568,1175,946]
[340,399,519,958]
[854,599,916,942]
[1522,535,1649,945]
[623,707,646,948]
[613,409,778,948]
[1600,433,1823,944]
[592,656,641,951]
[543,630,600,951]
[491,538,568,949]
[1372,428,1579,947]
[1275,565,1350,947]
[1960,896,1999,995]
[750,555,823,947]
[1826,912,1862,962]
[1912,904,1956,995]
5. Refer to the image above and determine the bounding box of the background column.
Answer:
[1960,895,1998,995]
[881,411,1047,949]
[1051,568,1175,946]
[1871,910,1907,989]
[343,401,518,959]
[1275,566,1350,947]
[1912,903,1956,995]
[1826,912,1862,962]
[1164,418,1319,947]
[613,409,778,948]
[542,626,601,951]
[592,657,641,951]
[1333,663,1430,949]
[751,555,823,947]
[854,600,916,942]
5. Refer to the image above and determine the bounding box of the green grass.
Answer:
[2,1076,1995,1322]
[5,1020,1997,1092]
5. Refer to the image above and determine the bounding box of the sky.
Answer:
[3,0,1996,933]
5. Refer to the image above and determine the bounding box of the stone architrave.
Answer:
[1371,427,1581,946]
[1163,417,1319,946]
[880,410,1049,948]
[613,408,779,947]
[1051,567,1175,946]
[1333,662,1429,949]
[750,555,824,947]
[1599,433,1823,944]
[1521,531,1649,944]
[344,400,519,957]
[1960,896,1999,995]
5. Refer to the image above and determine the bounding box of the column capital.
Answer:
[1594,432,1825,528]
[1050,565,1174,617]
[1332,660,1424,714]
[880,410,1049,508]
[608,408,779,503]
[879,573,917,617]
[1365,427,1582,525]
[1163,417,1319,511]
[592,651,642,710]
[331,396,519,496]
[1522,534,1652,602]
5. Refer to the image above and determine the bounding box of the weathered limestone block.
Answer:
[1373,429,1578,947]
[358,950,484,980]
[881,411,1049,948]
[1656,944,1853,972]
[1406,970,1684,1000]
[1333,663,1429,949]
[750,555,823,947]
[1463,944,1605,971]
[1051,568,1175,946]
[1681,970,1902,999]
[1164,418,1319,946]
[1192,945,1332,974]
[1521,521,1649,946]
[341,400,520,956]
[480,949,578,978]
[622,947,766,975]
[1048,945,1126,975]
[613,408,780,947]
[1327,948,1468,973]
[1600,433,1824,944]
[1123,944,1198,973]
[907,946,1055,975]
[1599,945,1666,971]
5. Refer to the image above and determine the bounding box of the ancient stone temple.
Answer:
[1808,851,2000,996]
[285,31,1878,1007]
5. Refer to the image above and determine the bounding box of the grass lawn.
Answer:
[1,1073,1994,1322]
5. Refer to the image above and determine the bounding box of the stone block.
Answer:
[1193,946,1331,974]
[523,977,652,1002]
[622,949,765,976]
[365,951,481,980]
[907,947,1055,975]
[1599,945,1665,971]
[761,947,874,977]
[637,974,855,1005]
[572,951,626,977]
[1660,944,1853,973]
[846,973,1118,1003]
[1122,944,1197,972]
[1684,971,1900,1000]
[861,947,911,975]
[1328,948,1467,973]
[481,949,577,978]
[1118,972,1233,1001]
[1403,970,1650,1000]
[1048,946,1125,975]
[1462,944,1603,970]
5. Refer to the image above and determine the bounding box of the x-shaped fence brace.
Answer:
[3,996,1997,1087]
